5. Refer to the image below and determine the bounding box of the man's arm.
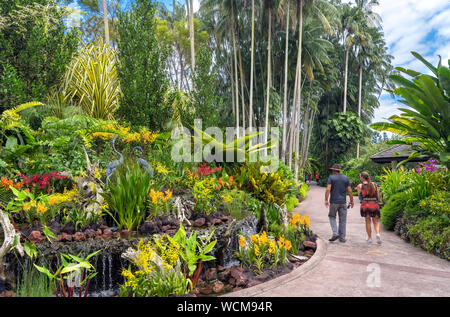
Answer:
[325,184,331,208]
[347,186,354,208]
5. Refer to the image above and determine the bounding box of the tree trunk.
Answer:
[102,0,109,44]
[264,8,272,154]
[237,30,246,133]
[357,64,362,158]
[294,1,304,180]
[232,23,240,138]
[0,210,24,283]
[249,0,255,134]
[288,59,300,169]
[281,1,290,163]
[186,0,195,71]
[343,46,349,113]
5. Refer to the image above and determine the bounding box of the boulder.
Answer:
[194,218,206,227]
[28,231,44,244]
[204,268,218,281]
[73,232,86,242]
[212,281,225,293]
[230,266,246,287]
[84,229,96,239]
[303,241,317,250]
[102,228,113,239]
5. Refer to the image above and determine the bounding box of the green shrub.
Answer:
[102,160,152,230]
[299,183,309,200]
[380,193,410,230]
[407,214,450,260]
[404,191,450,219]
[286,195,300,212]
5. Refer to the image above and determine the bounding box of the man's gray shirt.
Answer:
[327,174,350,204]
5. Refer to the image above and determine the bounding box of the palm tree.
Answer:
[186,0,196,70]
[278,0,290,164]
[264,1,274,153]
[249,0,255,134]
[292,0,337,179]
[339,4,364,113]
[102,0,109,44]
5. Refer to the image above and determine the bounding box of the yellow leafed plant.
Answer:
[65,38,121,120]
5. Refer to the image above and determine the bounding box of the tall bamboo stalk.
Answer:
[281,1,290,163]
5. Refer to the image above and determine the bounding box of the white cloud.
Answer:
[371,0,450,123]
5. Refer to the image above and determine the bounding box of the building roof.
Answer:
[370,144,430,164]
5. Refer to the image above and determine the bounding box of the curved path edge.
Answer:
[221,237,328,297]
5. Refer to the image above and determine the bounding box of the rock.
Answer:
[58,232,72,242]
[212,281,225,293]
[303,241,317,250]
[255,272,270,282]
[211,218,222,225]
[204,268,218,281]
[199,285,213,295]
[304,249,315,256]
[247,280,263,288]
[0,290,14,297]
[62,223,75,234]
[230,266,246,287]
[194,218,206,227]
[120,230,133,238]
[304,253,312,258]
[220,216,232,223]
[96,229,103,236]
[102,228,113,239]
[73,232,86,242]
[218,268,231,281]
[28,231,44,244]
[84,229,96,239]
[100,224,109,231]
[113,232,120,239]
[162,225,170,232]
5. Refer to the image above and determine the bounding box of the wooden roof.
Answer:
[370,144,430,164]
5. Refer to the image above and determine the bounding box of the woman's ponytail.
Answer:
[360,172,375,196]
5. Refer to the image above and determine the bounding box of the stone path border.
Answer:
[222,182,450,297]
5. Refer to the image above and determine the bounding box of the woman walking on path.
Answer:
[357,172,382,244]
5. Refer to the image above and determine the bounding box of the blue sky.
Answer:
[369,0,450,123]
[69,0,450,124]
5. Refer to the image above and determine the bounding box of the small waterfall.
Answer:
[223,212,258,268]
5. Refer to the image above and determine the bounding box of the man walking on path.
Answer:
[325,164,353,243]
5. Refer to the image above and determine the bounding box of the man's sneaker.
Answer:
[376,234,382,244]
[367,237,372,243]
[329,235,340,242]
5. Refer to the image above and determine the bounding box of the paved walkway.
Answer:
[226,183,450,297]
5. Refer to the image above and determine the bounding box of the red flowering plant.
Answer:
[184,162,222,188]
[19,171,68,195]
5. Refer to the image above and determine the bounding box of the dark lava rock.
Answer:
[47,220,61,235]
[62,222,75,234]
[84,229,96,239]
[204,268,218,281]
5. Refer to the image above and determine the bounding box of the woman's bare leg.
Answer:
[372,216,381,235]
[365,215,372,238]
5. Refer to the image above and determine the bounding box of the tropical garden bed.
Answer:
[0,108,314,297]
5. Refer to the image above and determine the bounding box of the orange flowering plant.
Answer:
[148,188,173,218]
[6,186,53,226]
[235,231,292,275]
[286,213,311,254]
